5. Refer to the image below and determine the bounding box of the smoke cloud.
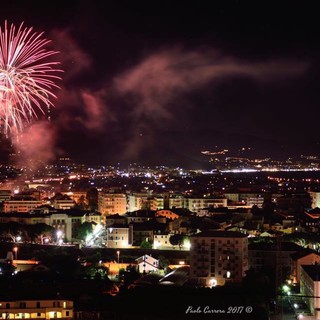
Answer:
[50,29,93,81]
[115,47,308,120]
[13,121,57,170]
[113,47,308,158]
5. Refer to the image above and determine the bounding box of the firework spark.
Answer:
[0,21,61,136]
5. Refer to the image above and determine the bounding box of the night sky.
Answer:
[1,1,320,168]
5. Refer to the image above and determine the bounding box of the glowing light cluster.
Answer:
[0,21,61,135]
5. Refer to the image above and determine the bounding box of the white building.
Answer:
[106,224,133,248]
[51,199,75,210]
[127,194,143,212]
[184,197,228,213]
[136,254,159,273]
[153,233,171,249]
[190,230,248,287]
[150,197,164,211]
[98,192,127,216]
[245,196,264,208]
[169,195,184,209]
[300,265,320,318]
[3,200,42,213]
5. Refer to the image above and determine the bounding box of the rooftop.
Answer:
[191,230,247,238]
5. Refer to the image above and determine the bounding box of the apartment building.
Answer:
[0,299,73,320]
[98,192,127,216]
[190,230,248,287]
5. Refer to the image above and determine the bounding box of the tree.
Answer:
[75,195,87,210]
[74,222,94,241]
[0,222,24,241]
[83,262,109,280]
[169,234,185,249]
[158,255,170,273]
[140,239,152,249]
[26,223,54,244]
[86,188,98,211]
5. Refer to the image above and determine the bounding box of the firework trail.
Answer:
[0,21,61,136]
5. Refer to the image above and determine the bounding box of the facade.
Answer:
[155,210,179,220]
[136,254,159,273]
[3,200,42,213]
[291,252,320,284]
[153,233,171,249]
[106,224,133,248]
[300,265,320,318]
[51,199,75,210]
[0,299,73,320]
[131,224,154,246]
[127,193,151,211]
[184,197,228,213]
[249,242,301,277]
[245,196,264,208]
[0,211,87,241]
[62,191,87,204]
[150,197,164,211]
[0,190,11,203]
[0,213,49,225]
[105,214,126,227]
[98,192,127,216]
[127,195,142,212]
[49,212,86,241]
[224,192,264,203]
[125,210,155,224]
[190,231,248,287]
[84,212,103,225]
[169,195,184,209]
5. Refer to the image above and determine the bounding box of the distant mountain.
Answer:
[114,129,320,169]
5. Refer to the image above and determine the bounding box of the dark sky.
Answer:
[1,0,320,168]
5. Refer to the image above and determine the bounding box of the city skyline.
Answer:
[1,1,320,168]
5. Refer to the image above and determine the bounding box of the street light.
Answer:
[13,247,18,260]
[116,251,120,264]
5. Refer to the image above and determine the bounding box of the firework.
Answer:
[0,21,61,136]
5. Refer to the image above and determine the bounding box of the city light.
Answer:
[209,278,217,288]
[282,285,290,292]
[183,239,191,250]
